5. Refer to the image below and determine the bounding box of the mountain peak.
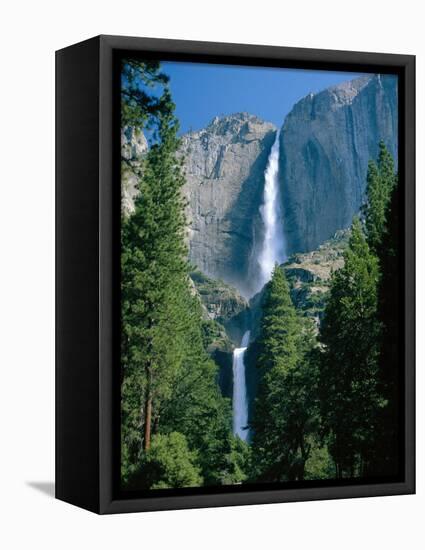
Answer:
[200,112,275,136]
[327,74,374,96]
[208,112,268,125]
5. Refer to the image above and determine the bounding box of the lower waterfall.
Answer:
[232,330,251,441]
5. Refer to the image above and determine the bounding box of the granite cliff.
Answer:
[121,126,148,213]
[180,113,276,296]
[279,74,398,255]
[122,75,397,298]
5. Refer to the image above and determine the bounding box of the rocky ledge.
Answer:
[284,229,349,326]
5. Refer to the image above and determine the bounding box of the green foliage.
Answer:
[200,319,232,353]
[304,441,334,480]
[319,218,382,477]
[120,61,240,489]
[250,266,320,481]
[119,60,400,490]
[201,319,223,347]
[120,85,188,481]
[372,171,401,476]
[157,288,239,485]
[130,432,203,490]
[364,141,397,253]
[317,145,400,479]
[121,59,171,130]
[222,437,252,485]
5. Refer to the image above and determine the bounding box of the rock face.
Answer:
[190,270,250,345]
[190,270,248,324]
[121,126,148,213]
[279,74,398,255]
[284,229,348,326]
[189,269,251,399]
[121,76,398,298]
[181,113,277,297]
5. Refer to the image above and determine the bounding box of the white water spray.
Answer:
[232,330,251,441]
[257,130,286,288]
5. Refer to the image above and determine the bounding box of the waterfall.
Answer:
[257,130,286,289]
[232,130,286,442]
[232,330,251,441]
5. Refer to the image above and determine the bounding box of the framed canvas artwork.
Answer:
[56,35,415,513]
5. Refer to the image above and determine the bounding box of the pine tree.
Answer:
[120,87,189,480]
[364,141,396,254]
[362,143,399,475]
[365,143,402,475]
[120,62,238,488]
[250,266,318,481]
[371,169,401,476]
[121,59,171,129]
[155,283,239,486]
[319,218,382,478]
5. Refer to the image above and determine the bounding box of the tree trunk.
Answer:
[144,394,152,451]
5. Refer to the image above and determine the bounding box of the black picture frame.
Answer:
[56,34,415,514]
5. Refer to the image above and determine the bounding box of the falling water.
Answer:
[232,130,286,441]
[257,130,286,288]
[232,330,251,441]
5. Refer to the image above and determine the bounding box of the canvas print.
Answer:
[120,58,400,492]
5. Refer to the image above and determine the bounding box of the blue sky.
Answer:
[161,61,368,134]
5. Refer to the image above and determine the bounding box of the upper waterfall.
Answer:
[256,130,286,291]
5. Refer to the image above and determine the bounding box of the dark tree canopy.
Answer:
[319,218,382,477]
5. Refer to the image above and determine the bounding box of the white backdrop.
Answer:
[0,1,422,548]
